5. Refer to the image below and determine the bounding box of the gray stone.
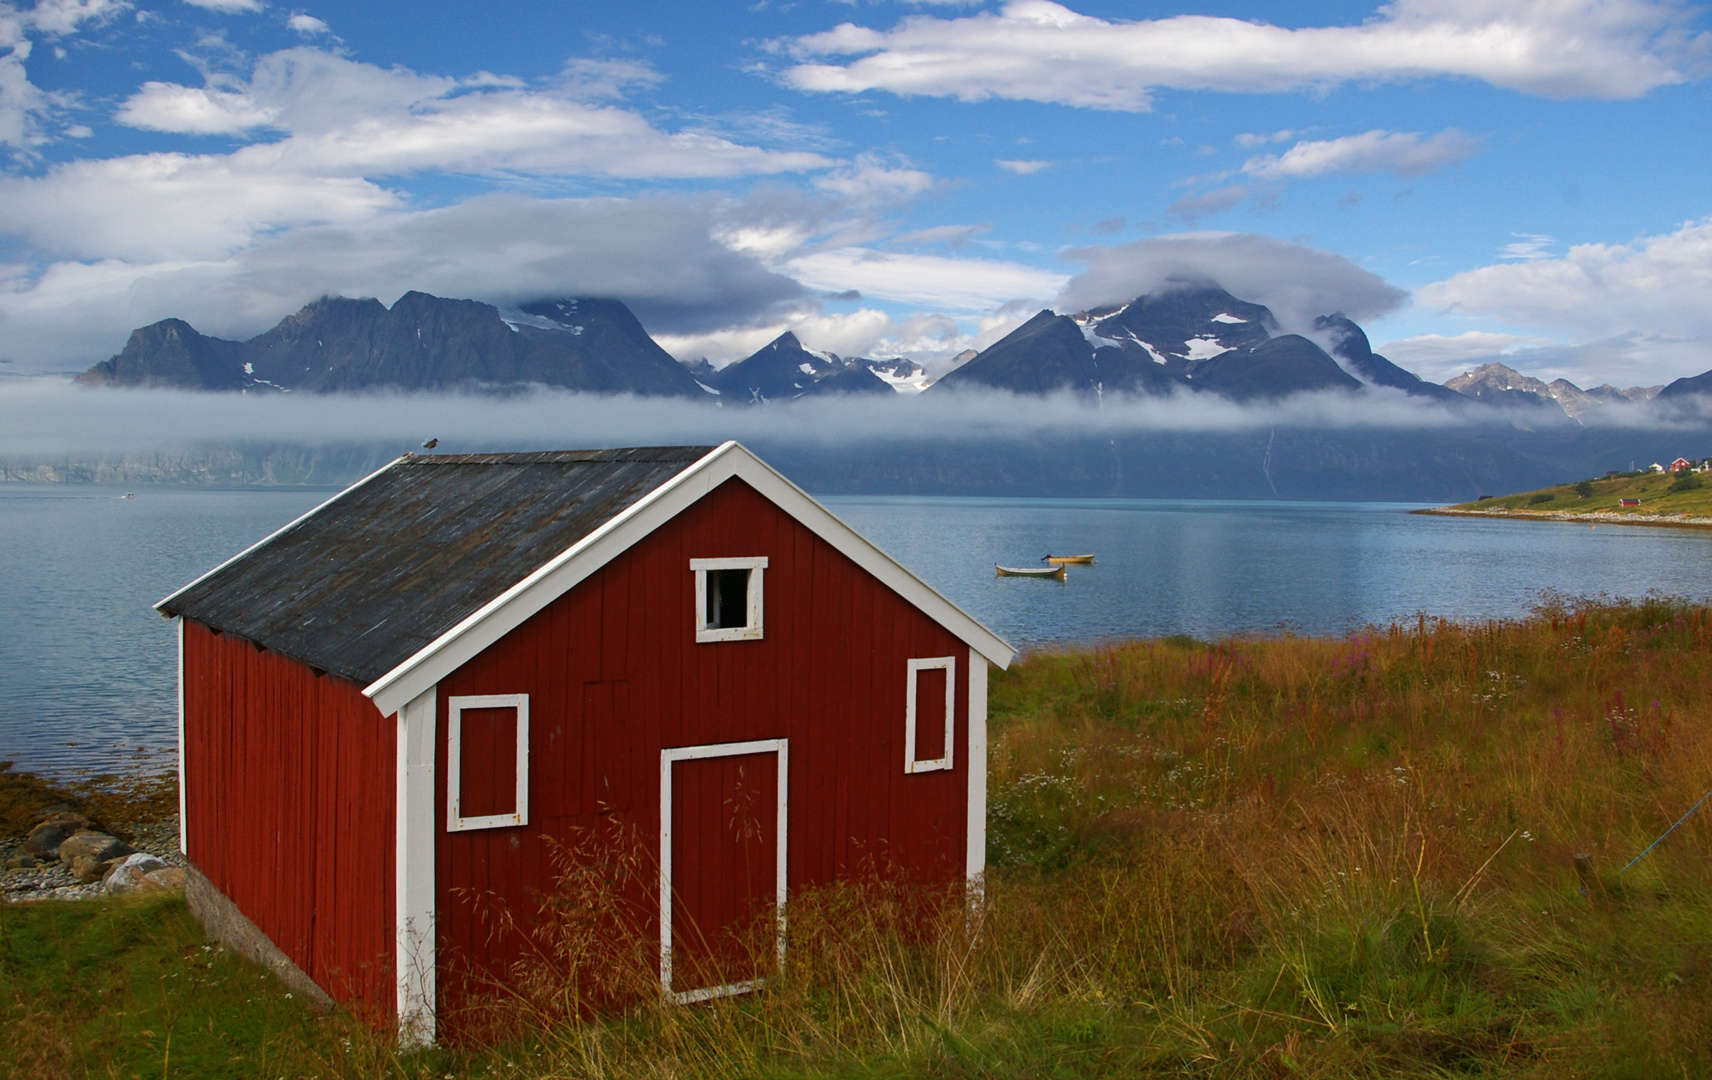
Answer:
[24,812,90,859]
[59,832,134,883]
[140,867,186,892]
[104,853,168,894]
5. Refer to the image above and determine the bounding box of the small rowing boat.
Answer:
[1043,553,1095,565]
[996,564,1066,580]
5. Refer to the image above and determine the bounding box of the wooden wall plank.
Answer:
[182,619,396,1026]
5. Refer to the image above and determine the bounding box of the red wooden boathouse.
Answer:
[158,443,1014,1043]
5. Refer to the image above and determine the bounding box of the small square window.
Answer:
[706,569,750,629]
[691,557,767,642]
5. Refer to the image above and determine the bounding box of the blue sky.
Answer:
[2,0,1710,389]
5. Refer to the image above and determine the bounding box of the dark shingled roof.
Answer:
[160,447,715,685]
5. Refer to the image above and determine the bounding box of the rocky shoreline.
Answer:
[1415,506,1712,530]
[1,812,185,902]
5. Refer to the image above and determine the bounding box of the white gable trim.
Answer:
[365,442,1014,716]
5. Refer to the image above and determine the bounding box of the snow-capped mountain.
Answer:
[699,331,896,403]
[933,286,1361,401]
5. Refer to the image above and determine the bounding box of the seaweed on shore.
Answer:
[0,762,176,843]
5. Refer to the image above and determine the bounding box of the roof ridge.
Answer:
[404,446,715,464]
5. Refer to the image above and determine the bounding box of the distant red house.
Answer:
[159,444,1014,1044]
[1670,457,1694,473]
[1620,498,1641,507]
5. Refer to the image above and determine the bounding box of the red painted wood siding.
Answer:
[457,706,519,819]
[435,477,971,1018]
[670,750,779,991]
[915,666,949,762]
[181,618,396,1024]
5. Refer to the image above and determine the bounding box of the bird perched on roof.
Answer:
[422,438,439,456]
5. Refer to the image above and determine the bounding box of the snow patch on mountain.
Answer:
[1183,336,1233,361]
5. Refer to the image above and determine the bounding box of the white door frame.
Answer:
[659,738,788,1004]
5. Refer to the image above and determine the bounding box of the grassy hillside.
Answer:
[8,597,1712,1077]
[1441,468,1712,520]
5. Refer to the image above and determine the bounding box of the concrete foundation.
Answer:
[184,862,336,1011]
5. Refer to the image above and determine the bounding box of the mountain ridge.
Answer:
[73,287,1712,430]
[78,292,708,398]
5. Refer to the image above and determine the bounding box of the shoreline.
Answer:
[1414,506,1712,532]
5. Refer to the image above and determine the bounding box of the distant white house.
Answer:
[1649,462,1666,473]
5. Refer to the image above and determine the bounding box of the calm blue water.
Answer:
[5,485,1712,776]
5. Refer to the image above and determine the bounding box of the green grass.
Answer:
[11,596,1712,1077]
[0,893,470,1079]
[1443,469,1712,519]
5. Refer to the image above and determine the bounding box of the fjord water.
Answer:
[6,486,1712,775]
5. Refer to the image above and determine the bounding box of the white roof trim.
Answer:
[364,441,1014,716]
[154,455,407,615]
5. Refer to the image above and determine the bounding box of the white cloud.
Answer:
[181,0,265,13]
[787,247,1067,311]
[116,82,278,134]
[1377,330,1553,378]
[0,153,400,261]
[1417,217,1712,384]
[1242,129,1482,180]
[29,0,129,36]
[1,47,833,265]
[995,158,1050,174]
[1499,233,1555,260]
[0,193,817,371]
[783,0,1708,110]
[813,152,934,202]
[656,306,1014,370]
[109,49,832,181]
[0,380,1509,466]
[286,13,327,34]
[1058,232,1408,328]
[0,19,42,150]
[555,57,661,100]
[2,0,130,152]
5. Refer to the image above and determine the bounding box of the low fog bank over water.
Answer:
[4,381,1709,501]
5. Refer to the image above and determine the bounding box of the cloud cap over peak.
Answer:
[1057,233,1409,330]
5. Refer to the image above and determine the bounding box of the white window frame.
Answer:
[904,657,956,774]
[659,738,788,1005]
[446,694,529,832]
[690,557,768,643]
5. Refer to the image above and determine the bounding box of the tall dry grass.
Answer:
[437,595,1712,1078]
[12,596,1712,1077]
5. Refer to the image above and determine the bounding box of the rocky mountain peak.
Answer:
[80,292,706,398]
[701,330,892,403]
[938,286,1358,400]
[1446,362,1554,402]
[1077,285,1276,373]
